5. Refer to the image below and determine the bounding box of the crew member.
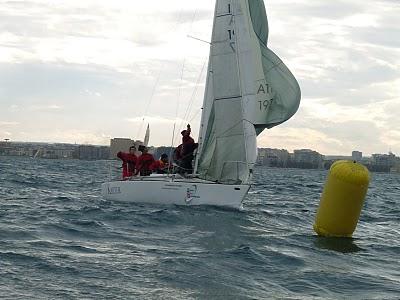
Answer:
[173,144,183,164]
[135,147,155,176]
[177,124,198,174]
[151,153,170,174]
[117,146,137,179]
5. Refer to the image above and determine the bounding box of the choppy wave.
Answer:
[0,156,399,299]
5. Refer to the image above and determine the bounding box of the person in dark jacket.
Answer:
[177,124,198,174]
[135,147,155,176]
[173,144,183,164]
[117,146,137,179]
[151,153,170,174]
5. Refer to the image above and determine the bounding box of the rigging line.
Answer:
[187,35,211,45]
[135,4,186,139]
[171,57,186,147]
[189,8,198,32]
[189,107,202,123]
[136,64,163,138]
[171,4,200,146]
[178,57,207,135]
[182,10,211,131]
[186,58,207,119]
[166,2,194,149]
[167,123,176,176]
[177,58,186,118]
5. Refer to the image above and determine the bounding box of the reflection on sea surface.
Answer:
[314,236,362,253]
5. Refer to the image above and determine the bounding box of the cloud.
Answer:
[29,104,64,111]
[126,116,188,125]
[381,130,400,153]
[258,127,344,155]
[0,121,20,126]
[0,130,12,137]
[0,0,213,67]
[6,127,111,145]
[0,0,399,155]
[258,92,399,155]
[258,120,388,156]
[6,105,20,112]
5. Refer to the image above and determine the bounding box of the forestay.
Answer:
[196,0,300,184]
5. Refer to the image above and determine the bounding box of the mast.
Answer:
[232,0,253,183]
[193,61,211,174]
[194,1,219,174]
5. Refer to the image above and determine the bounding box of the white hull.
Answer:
[101,176,250,209]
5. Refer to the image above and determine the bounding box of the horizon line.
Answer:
[1,139,397,157]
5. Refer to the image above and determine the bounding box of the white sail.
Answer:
[245,0,301,134]
[144,124,150,146]
[196,0,300,184]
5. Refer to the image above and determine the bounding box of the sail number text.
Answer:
[257,82,274,111]
[258,99,273,111]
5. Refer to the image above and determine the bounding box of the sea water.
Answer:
[1,156,399,299]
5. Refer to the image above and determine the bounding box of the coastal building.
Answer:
[324,155,352,161]
[352,151,362,161]
[0,140,12,155]
[258,148,290,167]
[371,152,396,172]
[76,145,110,160]
[109,138,143,159]
[293,149,324,169]
[153,146,174,160]
[2,140,399,173]
[390,157,400,173]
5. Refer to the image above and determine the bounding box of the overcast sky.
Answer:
[0,0,399,155]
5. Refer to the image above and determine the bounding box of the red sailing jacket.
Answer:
[151,160,170,172]
[136,153,155,174]
[181,136,198,157]
[117,151,137,178]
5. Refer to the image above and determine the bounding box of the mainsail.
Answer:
[196,0,301,184]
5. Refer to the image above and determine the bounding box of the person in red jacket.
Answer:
[135,147,155,176]
[117,146,137,179]
[151,153,170,174]
[177,124,198,174]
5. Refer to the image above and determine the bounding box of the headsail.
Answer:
[196,0,300,184]
[144,124,150,146]
[246,0,301,134]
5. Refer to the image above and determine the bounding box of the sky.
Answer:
[0,0,399,156]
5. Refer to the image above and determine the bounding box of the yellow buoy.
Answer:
[314,160,370,237]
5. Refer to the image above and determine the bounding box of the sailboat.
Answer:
[101,0,301,209]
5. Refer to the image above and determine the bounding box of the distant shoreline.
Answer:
[1,141,399,174]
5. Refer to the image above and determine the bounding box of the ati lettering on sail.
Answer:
[253,79,274,124]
